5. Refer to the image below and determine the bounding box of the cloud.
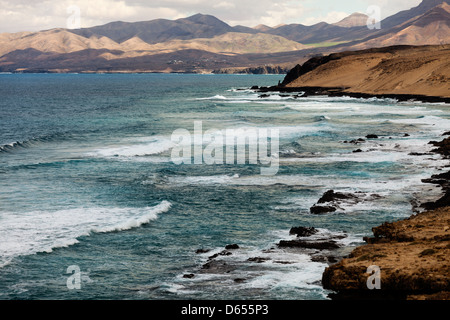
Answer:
[0,0,426,33]
[302,11,350,25]
[0,0,186,32]
[0,0,309,31]
[213,2,236,10]
[360,0,422,19]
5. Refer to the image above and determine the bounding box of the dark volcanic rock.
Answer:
[280,64,302,86]
[430,137,450,157]
[354,138,366,143]
[366,134,379,139]
[196,248,211,254]
[422,171,450,188]
[247,257,270,263]
[409,152,433,156]
[280,54,343,86]
[422,190,450,210]
[225,244,240,250]
[346,138,366,144]
[310,205,337,214]
[201,260,235,273]
[317,190,356,204]
[289,226,318,237]
[310,190,375,214]
[183,273,195,278]
[208,250,232,260]
[274,260,295,264]
[311,255,339,264]
[421,136,450,209]
[278,240,340,250]
[311,256,328,263]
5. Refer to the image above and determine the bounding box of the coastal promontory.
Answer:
[280,44,450,100]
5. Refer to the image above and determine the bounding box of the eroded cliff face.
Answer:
[281,45,450,98]
[322,207,450,299]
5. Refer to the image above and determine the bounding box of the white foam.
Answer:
[89,138,174,157]
[0,201,171,268]
[201,244,325,289]
[195,95,230,100]
[178,228,361,293]
[89,124,328,162]
[281,151,410,163]
[371,116,450,133]
[169,174,240,185]
[275,100,442,118]
[239,265,325,290]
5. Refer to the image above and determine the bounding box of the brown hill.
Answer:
[1,1,449,73]
[69,13,235,44]
[283,45,450,98]
[352,2,450,49]
[380,0,447,29]
[0,29,123,57]
[333,13,369,28]
[253,24,273,32]
[0,29,307,59]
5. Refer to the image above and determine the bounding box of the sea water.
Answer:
[0,73,449,300]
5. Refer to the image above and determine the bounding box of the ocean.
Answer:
[0,73,449,300]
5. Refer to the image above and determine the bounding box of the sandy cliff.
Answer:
[322,207,450,300]
[283,45,450,98]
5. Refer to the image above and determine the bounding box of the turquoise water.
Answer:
[0,74,449,300]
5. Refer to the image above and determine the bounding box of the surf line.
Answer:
[171,121,279,176]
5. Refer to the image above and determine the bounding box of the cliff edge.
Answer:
[322,207,450,300]
[281,44,450,99]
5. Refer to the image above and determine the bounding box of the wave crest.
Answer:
[0,201,172,268]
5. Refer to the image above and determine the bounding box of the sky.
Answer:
[0,0,423,33]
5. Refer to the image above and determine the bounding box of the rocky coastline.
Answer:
[252,85,450,104]
[321,134,450,300]
[251,44,450,104]
[182,90,449,299]
[247,64,450,298]
[182,134,450,300]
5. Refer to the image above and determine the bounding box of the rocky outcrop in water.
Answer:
[421,136,450,211]
[289,226,318,237]
[309,190,381,214]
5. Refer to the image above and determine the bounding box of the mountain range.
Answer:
[0,0,449,73]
